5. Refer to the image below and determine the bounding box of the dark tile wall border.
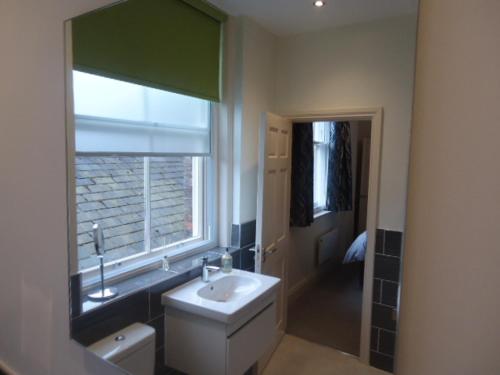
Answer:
[370,228,403,373]
[72,290,149,347]
[231,224,240,248]
[239,244,256,271]
[70,246,253,375]
[231,220,256,249]
[70,273,81,318]
[231,220,256,272]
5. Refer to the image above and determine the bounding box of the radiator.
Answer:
[317,228,339,265]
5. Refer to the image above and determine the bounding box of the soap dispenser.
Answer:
[221,248,233,273]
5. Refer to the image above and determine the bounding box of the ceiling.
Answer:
[207,0,419,36]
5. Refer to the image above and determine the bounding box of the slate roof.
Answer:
[76,156,192,270]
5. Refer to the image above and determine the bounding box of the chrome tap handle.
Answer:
[93,223,105,257]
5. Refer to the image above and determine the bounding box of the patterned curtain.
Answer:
[290,123,314,227]
[326,121,353,212]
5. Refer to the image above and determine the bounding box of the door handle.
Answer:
[249,245,260,263]
[263,246,278,263]
[265,247,278,255]
[251,245,277,264]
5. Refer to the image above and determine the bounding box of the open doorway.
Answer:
[283,108,382,363]
[287,119,371,356]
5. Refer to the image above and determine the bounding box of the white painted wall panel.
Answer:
[0,1,131,374]
[275,16,417,231]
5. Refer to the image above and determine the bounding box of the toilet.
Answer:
[87,322,155,375]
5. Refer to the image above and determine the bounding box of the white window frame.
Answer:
[313,122,330,214]
[68,106,219,290]
[64,22,219,290]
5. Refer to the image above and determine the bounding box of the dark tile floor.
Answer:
[286,263,363,356]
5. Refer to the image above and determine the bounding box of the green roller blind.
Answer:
[72,0,227,102]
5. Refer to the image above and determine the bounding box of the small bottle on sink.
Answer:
[221,248,233,273]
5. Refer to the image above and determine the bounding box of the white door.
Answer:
[255,112,292,369]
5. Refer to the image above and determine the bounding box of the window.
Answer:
[72,72,215,276]
[313,122,331,212]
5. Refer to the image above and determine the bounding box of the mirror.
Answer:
[66,1,419,374]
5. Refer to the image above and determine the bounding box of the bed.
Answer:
[343,231,367,263]
[342,231,367,286]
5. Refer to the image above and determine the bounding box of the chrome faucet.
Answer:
[201,256,220,282]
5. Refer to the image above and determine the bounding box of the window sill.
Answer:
[75,246,240,316]
[314,210,331,219]
[80,238,217,290]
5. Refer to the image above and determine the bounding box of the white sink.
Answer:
[162,269,280,324]
[197,275,260,302]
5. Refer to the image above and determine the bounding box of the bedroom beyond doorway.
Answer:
[287,118,373,358]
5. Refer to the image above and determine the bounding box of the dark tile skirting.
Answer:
[231,220,256,273]
[370,229,403,373]
[231,220,256,249]
[71,222,257,375]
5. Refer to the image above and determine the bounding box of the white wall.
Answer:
[398,1,500,374]
[0,1,127,374]
[231,17,277,224]
[275,15,417,231]
[230,16,417,231]
[288,212,354,293]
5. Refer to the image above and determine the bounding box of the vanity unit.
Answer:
[162,269,280,375]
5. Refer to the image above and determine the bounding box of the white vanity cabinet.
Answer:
[161,269,280,375]
[165,300,276,375]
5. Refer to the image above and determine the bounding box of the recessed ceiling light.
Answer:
[313,0,325,7]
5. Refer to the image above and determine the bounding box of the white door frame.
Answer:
[284,107,383,364]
